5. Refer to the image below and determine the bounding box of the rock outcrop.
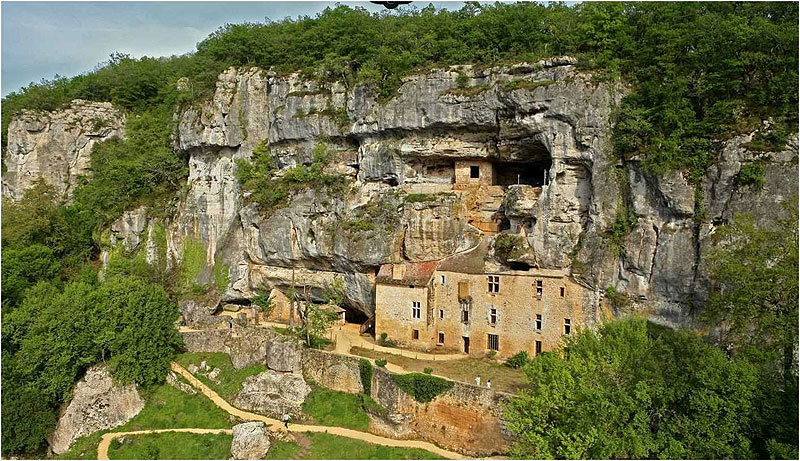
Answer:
[3,100,125,201]
[233,370,311,417]
[230,422,271,459]
[49,365,144,454]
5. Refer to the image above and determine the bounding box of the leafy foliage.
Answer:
[391,372,454,403]
[236,141,347,214]
[505,318,759,459]
[359,359,374,395]
[504,351,529,369]
[703,206,798,458]
[735,162,767,190]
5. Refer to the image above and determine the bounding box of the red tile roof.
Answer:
[376,261,439,286]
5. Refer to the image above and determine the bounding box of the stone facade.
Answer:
[375,242,586,358]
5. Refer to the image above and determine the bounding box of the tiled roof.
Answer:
[376,261,438,286]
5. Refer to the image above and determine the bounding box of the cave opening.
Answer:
[494,159,552,187]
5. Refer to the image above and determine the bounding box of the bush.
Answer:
[375,359,387,368]
[391,373,454,403]
[359,359,373,395]
[423,367,434,375]
[735,162,767,191]
[504,351,529,369]
[494,233,526,261]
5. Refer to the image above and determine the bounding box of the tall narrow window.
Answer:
[535,340,542,355]
[470,165,480,179]
[412,329,419,340]
[564,318,571,335]
[535,314,542,331]
[412,301,421,319]
[439,309,444,320]
[438,332,445,345]
[487,334,499,351]
[489,307,497,325]
[488,275,500,293]
[560,286,565,297]
[461,301,470,324]
[535,280,543,298]
[440,274,446,285]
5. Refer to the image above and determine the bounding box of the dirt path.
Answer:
[169,362,466,459]
[97,428,233,460]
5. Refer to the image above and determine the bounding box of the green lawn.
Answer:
[108,432,232,460]
[301,386,370,431]
[175,351,267,401]
[266,432,445,460]
[55,382,232,459]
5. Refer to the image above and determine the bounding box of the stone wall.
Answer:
[370,368,512,457]
[301,348,363,394]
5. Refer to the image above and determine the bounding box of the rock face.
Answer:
[4,59,797,325]
[233,370,311,417]
[49,365,144,454]
[230,422,271,459]
[3,100,125,201]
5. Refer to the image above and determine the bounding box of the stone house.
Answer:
[375,241,585,358]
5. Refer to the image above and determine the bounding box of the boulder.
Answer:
[230,422,271,460]
[166,371,197,395]
[266,337,303,372]
[49,365,144,454]
[233,370,311,417]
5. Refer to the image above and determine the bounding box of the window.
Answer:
[412,301,421,319]
[535,340,542,355]
[488,275,500,293]
[535,314,542,331]
[487,334,499,351]
[438,332,445,345]
[439,309,444,320]
[470,165,480,179]
[490,307,497,325]
[412,329,419,340]
[461,301,470,324]
[535,280,543,298]
[440,274,446,285]
[564,318,571,335]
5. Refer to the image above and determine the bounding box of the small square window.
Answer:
[470,165,480,179]
[487,333,499,351]
[412,329,419,340]
[535,280,543,298]
[438,332,445,345]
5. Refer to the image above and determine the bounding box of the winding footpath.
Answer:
[96,362,465,460]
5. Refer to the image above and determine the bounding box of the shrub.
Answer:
[423,367,434,375]
[505,351,529,369]
[735,162,767,191]
[359,359,373,395]
[375,359,387,368]
[605,286,633,310]
[494,233,526,261]
[391,373,454,403]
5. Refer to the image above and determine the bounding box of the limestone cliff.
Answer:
[4,58,797,326]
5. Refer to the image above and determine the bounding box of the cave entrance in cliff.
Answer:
[494,159,552,187]
[494,136,553,187]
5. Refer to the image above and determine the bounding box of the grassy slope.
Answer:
[174,351,267,401]
[351,346,526,394]
[108,432,232,460]
[267,432,445,460]
[302,386,371,431]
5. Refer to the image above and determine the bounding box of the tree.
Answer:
[504,318,758,459]
[704,204,799,458]
[1,245,61,311]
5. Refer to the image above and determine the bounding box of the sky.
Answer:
[1,1,465,96]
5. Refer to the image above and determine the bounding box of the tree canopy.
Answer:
[505,318,759,459]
